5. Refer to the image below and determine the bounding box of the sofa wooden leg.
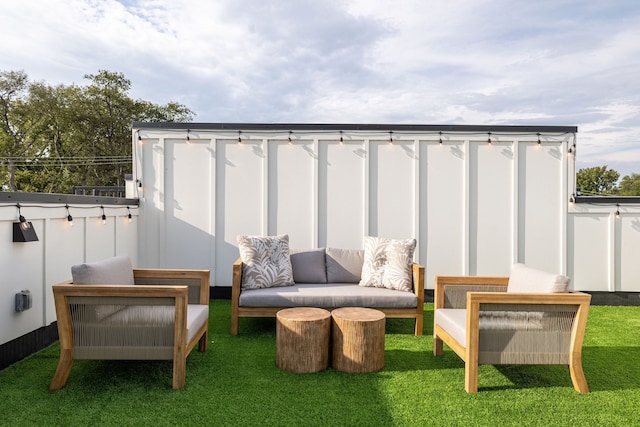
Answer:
[464,361,478,393]
[433,336,443,356]
[570,354,589,393]
[50,349,73,390]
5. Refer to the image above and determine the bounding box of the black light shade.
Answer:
[13,221,39,242]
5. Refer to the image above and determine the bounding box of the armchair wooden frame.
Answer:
[433,276,591,393]
[50,268,210,390]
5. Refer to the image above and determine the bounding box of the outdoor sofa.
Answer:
[231,235,425,336]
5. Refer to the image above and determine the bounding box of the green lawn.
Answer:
[1,301,639,426]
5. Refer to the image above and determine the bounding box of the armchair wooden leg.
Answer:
[414,315,423,336]
[173,356,186,389]
[50,349,73,390]
[569,354,589,393]
[464,361,478,393]
[198,330,208,352]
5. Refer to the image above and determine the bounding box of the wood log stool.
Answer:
[276,307,331,373]
[331,307,385,373]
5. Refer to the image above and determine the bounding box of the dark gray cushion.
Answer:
[239,283,417,309]
[326,248,363,283]
[290,249,327,283]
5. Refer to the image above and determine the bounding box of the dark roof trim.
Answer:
[132,122,577,134]
[575,196,640,205]
[0,192,138,206]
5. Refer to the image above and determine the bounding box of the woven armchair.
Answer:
[433,270,591,393]
[50,266,210,390]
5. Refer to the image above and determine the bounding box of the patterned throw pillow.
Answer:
[237,234,295,289]
[359,236,416,292]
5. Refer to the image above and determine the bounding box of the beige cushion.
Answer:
[71,255,135,285]
[326,248,364,283]
[507,263,569,293]
[237,234,295,289]
[359,236,416,292]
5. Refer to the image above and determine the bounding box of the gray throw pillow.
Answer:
[237,234,295,289]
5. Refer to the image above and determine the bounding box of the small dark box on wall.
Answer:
[15,290,32,312]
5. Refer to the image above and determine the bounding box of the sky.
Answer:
[1,0,639,177]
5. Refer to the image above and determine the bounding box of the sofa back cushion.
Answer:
[71,254,135,285]
[507,263,570,293]
[326,248,364,283]
[290,249,327,283]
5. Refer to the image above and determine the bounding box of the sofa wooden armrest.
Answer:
[50,268,210,390]
[433,275,591,393]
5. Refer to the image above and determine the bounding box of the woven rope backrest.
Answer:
[68,296,175,360]
[134,277,202,304]
[477,303,579,365]
[443,284,506,308]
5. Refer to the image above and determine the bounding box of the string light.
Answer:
[186,129,191,142]
[101,206,107,224]
[389,131,393,144]
[127,206,132,223]
[616,204,620,219]
[16,204,31,231]
[238,130,242,143]
[288,131,293,143]
[537,133,542,145]
[439,131,443,145]
[66,204,74,227]
[487,132,492,144]
[339,130,344,143]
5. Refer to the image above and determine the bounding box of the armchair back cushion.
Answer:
[71,254,135,285]
[507,263,569,293]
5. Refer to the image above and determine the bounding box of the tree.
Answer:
[0,69,194,193]
[576,166,620,196]
[617,173,640,196]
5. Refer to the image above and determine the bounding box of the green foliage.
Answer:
[576,165,620,196]
[1,301,640,426]
[0,69,194,193]
[617,173,640,196]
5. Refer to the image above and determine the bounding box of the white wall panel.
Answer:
[568,213,610,291]
[165,139,212,270]
[268,140,315,249]
[318,140,365,248]
[369,141,415,239]
[518,142,564,271]
[469,141,513,276]
[215,140,265,285]
[617,213,640,292]
[423,141,466,286]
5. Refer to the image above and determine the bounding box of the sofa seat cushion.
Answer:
[435,309,467,346]
[239,283,417,309]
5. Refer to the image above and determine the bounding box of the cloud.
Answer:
[0,0,639,174]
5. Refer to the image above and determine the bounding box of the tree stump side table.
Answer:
[331,307,385,373]
[276,307,331,373]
